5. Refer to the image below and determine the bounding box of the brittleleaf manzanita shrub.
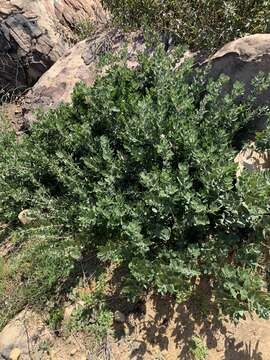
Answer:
[1,44,270,322]
[102,0,270,50]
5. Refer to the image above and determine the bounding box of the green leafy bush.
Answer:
[73,18,95,41]
[67,274,113,341]
[1,43,270,325]
[189,335,208,360]
[102,0,270,50]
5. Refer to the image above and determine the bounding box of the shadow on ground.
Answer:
[109,275,264,360]
[58,255,265,360]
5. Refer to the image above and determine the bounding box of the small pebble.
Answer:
[114,310,125,323]
[70,348,78,356]
[9,348,21,360]
[18,209,31,225]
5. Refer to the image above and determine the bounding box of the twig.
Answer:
[22,307,34,360]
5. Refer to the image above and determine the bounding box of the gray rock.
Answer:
[0,310,42,359]
[0,0,107,93]
[114,310,126,323]
[208,34,270,118]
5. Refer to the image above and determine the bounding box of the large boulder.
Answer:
[22,33,270,125]
[20,33,270,173]
[0,0,106,93]
[208,34,270,171]
[22,29,146,124]
[209,34,270,111]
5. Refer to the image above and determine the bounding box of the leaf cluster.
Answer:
[102,0,270,50]
[1,43,270,323]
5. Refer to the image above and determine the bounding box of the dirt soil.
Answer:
[0,224,269,360]
[111,295,268,360]
[0,294,269,360]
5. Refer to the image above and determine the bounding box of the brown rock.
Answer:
[18,209,31,225]
[0,0,107,92]
[22,29,146,125]
[205,35,270,173]
[70,348,78,356]
[22,33,270,128]
[208,34,270,130]
[9,348,21,360]
[235,144,270,176]
[0,310,42,358]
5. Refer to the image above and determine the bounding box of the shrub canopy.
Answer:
[102,0,270,50]
[1,44,270,323]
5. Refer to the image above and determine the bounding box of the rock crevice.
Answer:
[0,0,107,93]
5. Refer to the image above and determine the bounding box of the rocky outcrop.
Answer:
[21,33,270,127]
[0,0,106,93]
[22,29,146,124]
